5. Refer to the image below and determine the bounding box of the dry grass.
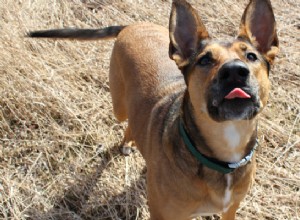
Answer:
[0,0,299,219]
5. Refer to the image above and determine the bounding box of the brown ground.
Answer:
[0,0,299,219]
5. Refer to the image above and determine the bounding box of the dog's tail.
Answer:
[27,25,126,40]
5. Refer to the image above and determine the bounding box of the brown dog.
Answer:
[28,0,279,219]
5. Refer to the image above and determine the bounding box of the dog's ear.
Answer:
[169,0,209,69]
[238,0,279,64]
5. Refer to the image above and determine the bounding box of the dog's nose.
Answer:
[218,60,249,83]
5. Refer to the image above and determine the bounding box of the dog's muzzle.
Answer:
[207,60,260,121]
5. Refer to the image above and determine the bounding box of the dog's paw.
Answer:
[120,141,136,156]
[120,146,133,156]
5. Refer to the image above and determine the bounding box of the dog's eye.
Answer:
[246,52,258,62]
[197,55,213,66]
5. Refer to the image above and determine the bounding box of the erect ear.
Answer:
[169,0,209,69]
[238,0,279,64]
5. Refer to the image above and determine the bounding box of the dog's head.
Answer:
[169,0,278,122]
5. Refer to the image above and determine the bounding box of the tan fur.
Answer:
[28,0,279,219]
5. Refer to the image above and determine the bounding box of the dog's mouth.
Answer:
[207,86,260,121]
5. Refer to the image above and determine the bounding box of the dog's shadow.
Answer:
[27,145,147,220]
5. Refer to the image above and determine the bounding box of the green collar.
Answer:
[179,118,258,174]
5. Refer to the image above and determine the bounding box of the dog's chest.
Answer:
[191,174,233,217]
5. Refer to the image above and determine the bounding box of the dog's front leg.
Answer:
[221,202,240,220]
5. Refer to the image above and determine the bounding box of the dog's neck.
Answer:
[181,93,257,163]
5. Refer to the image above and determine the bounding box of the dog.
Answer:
[28,0,279,219]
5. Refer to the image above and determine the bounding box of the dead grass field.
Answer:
[0,0,299,219]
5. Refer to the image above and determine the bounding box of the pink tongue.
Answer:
[225,88,251,99]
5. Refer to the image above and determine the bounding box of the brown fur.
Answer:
[28,0,279,219]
